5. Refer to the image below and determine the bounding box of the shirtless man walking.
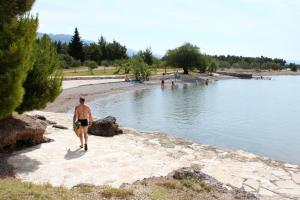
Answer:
[73,97,93,151]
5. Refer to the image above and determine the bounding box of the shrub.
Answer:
[84,60,98,74]
[130,57,151,82]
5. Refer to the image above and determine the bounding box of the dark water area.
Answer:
[88,76,300,164]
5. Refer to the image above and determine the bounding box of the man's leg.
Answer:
[83,127,88,151]
[79,127,84,148]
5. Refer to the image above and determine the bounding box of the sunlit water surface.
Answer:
[87,76,300,164]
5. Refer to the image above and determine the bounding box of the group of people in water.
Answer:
[161,70,180,89]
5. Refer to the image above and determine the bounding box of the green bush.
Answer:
[101,59,113,67]
[289,63,298,72]
[59,54,81,71]
[130,57,151,82]
[84,60,98,74]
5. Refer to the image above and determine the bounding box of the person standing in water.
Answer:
[73,97,93,151]
[161,74,165,89]
[171,81,176,89]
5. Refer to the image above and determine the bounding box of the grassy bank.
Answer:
[0,173,240,200]
[62,66,182,77]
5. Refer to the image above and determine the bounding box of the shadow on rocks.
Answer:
[0,154,42,178]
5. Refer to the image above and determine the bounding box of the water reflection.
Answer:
[89,76,300,164]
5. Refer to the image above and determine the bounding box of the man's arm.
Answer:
[88,107,93,125]
[73,107,78,123]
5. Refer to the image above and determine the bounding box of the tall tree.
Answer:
[0,0,38,119]
[84,43,102,64]
[106,40,127,60]
[68,28,84,62]
[138,47,153,65]
[164,43,207,74]
[98,36,107,62]
[16,35,62,113]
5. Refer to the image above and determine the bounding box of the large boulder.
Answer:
[88,116,123,137]
[0,114,47,151]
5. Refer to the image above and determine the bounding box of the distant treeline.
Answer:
[50,28,299,73]
[51,28,128,68]
[212,55,298,71]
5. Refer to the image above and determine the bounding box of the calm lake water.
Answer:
[89,76,300,164]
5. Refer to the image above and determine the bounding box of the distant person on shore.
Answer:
[125,74,129,82]
[73,97,93,151]
[175,70,180,81]
[161,74,165,89]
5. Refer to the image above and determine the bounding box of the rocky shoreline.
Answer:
[2,111,299,200]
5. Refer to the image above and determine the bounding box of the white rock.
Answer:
[292,173,300,184]
[276,180,300,189]
[244,179,260,191]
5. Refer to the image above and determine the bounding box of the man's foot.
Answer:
[80,145,83,148]
[84,144,88,151]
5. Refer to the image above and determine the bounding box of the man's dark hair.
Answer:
[80,97,85,103]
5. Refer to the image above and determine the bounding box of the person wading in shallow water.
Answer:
[73,97,93,151]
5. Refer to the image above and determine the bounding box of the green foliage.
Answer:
[84,60,98,74]
[68,27,84,62]
[16,35,62,113]
[207,58,218,73]
[289,63,298,72]
[0,0,36,22]
[101,59,113,67]
[53,41,68,54]
[213,55,287,70]
[138,47,153,65]
[59,54,81,69]
[84,43,102,64]
[0,0,38,119]
[114,59,131,74]
[106,40,128,60]
[164,43,207,74]
[130,57,151,82]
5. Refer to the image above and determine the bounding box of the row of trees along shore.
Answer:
[54,28,299,76]
[0,0,62,119]
[1,0,299,119]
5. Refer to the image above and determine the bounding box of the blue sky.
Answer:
[32,0,300,60]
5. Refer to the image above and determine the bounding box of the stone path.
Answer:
[8,111,300,200]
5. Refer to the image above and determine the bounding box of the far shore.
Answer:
[46,71,300,113]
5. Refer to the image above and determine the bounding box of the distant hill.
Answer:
[37,32,94,44]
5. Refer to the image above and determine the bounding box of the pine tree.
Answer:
[68,28,84,62]
[0,0,38,119]
[16,35,62,113]
[98,36,107,61]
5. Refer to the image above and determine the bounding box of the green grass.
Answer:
[180,175,212,193]
[149,188,170,200]
[0,179,75,200]
[155,180,183,190]
[63,68,119,76]
[62,65,183,77]
[101,186,134,199]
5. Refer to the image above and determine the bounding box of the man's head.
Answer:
[79,97,85,104]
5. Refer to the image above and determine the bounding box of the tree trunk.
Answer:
[183,69,189,74]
